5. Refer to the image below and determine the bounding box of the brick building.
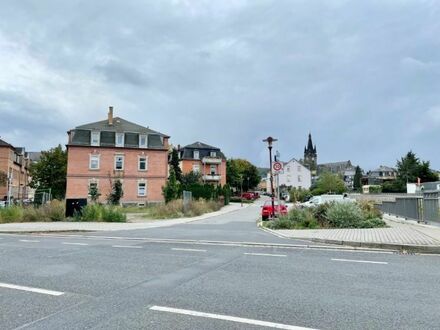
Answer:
[66,107,170,205]
[0,139,31,202]
[178,142,227,186]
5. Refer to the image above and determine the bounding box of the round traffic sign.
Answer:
[273,162,283,171]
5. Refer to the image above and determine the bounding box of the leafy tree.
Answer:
[107,179,123,205]
[29,145,67,200]
[89,185,101,203]
[226,159,261,191]
[0,171,7,187]
[312,172,346,195]
[353,166,363,191]
[181,171,202,186]
[169,148,182,182]
[162,168,180,203]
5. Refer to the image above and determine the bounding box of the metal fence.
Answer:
[377,191,440,224]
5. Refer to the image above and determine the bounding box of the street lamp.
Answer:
[263,136,277,219]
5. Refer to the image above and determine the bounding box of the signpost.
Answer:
[272,162,283,208]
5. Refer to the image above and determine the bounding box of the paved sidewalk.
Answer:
[0,203,247,233]
[263,215,440,253]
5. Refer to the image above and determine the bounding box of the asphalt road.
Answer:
[1,203,440,329]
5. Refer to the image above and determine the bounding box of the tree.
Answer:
[169,148,182,182]
[107,179,123,205]
[29,145,67,200]
[353,166,362,191]
[312,172,346,195]
[162,168,180,203]
[89,185,101,203]
[226,159,261,191]
[181,171,202,186]
[0,171,7,187]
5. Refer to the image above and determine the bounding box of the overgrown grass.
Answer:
[74,204,126,222]
[142,199,222,219]
[264,201,386,230]
[0,200,65,223]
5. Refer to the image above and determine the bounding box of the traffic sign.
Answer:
[273,162,283,172]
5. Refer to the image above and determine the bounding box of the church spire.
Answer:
[306,132,314,152]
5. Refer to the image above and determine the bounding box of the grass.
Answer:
[73,204,126,222]
[140,199,222,219]
[0,200,65,223]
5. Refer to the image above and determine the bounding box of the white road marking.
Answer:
[62,242,89,246]
[19,239,40,243]
[171,248,207,252]
[150,306,317,330]
[112,245,142,249]
[244,252,287,258]
[331,258,388,265]
[0,282,64,296]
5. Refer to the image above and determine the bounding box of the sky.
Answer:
[0,0,439,171]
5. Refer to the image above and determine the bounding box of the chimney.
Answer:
[108,106,113,125]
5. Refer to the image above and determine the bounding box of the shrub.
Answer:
[265,217,295,230]
[358,200,382,220]
[311,203,332,227]
[326,203,364,228]
[80,204,102,221]
[144,199,222,219]
[101,207,126,222]
[287,208,319,229]
[74,204,126,222]
[0,206,24,223]
[43,200,65,221]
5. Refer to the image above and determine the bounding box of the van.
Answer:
[300,194,354,208]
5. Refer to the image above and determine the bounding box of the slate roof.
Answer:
[179,141,225,160]
[75,117,169,137]
[371,165,396,173]
[318,160,352,174]
[0,138,13,148]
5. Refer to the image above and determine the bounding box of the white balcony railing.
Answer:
[203,174,221,181]
[202,157,222,164]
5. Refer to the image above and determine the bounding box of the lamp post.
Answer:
[263,136,277,219]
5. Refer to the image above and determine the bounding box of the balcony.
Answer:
[203,174,221,181]
[202,157,222,164]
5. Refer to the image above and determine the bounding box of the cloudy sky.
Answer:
[1,0,439,170]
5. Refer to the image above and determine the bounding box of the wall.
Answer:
[180,159,227,186]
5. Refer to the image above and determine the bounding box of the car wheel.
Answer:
[262,216,268,221]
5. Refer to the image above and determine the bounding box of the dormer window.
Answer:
[193,150,199,159]
[116,133,124,147]
[139,135,148,148]
[91,132,100,146]
[210,151,216,157]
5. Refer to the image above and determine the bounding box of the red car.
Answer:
[241,192,255,200]
[261,200,288,220]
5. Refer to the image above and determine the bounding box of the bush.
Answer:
[42,200,65,221]
[144,199,222,219]
[289,188,312,203]
[358,200,382,220]
[101,207,126,222]
[79,204,102,221]
[326,202,386,228]
[266,208,318,229]
[74,204,126,222]
[0,206,24,223]
[311,203,332,227]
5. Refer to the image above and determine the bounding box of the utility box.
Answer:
[65,199,87,218]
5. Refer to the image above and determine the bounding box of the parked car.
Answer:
[241,192,255,200]
[261,200,288,220]
[300,194,355,208]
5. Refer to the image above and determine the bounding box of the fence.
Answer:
[377,191,440,224]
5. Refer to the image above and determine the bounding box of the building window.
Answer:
[139,135,148,148]
[210,151,216,157]
[138,156,148,171]
[88,180,98,194]
[193,164,200,173]
[115,155,124,170]
[298,166,301,172]
[138,181,147,197]
[193,150,199,159]
[287,166,290,172]
[91,131,100,146]
[116,133,124,147]
[298,175,302,182]
[210,165,217,175]
[89,154,100,170]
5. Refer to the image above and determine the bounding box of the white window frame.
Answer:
[88,179,99,195]
[193,150,199,159]
[139,135,148,148]
[210,151,216,157]
[89,154,100,170]
[193,164,200,173]
[210,165,217,175]
[138,156,148,171]
[116,133,124,147]
[138,181,147,197]
[91,131,100,146]
[298,175,302,182]
[298,166,302,172]
[114,155,124,170]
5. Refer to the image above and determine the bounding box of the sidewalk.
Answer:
[262,215,440,254]
[0,203,247,233]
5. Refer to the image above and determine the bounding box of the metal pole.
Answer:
[7,169,12,206]
[269,146,275,219]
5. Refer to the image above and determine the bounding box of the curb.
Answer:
[258,222,440,254]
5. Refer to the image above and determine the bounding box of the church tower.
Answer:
[304,133,317,175]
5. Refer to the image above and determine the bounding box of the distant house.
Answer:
[367,166,397,185]
[317,160,357,189]
[0,138,31,202]
[178,142,227,186]
[65,106,170,205]
[267,158,311,193]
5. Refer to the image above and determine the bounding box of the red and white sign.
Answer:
[273,162,283,172]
